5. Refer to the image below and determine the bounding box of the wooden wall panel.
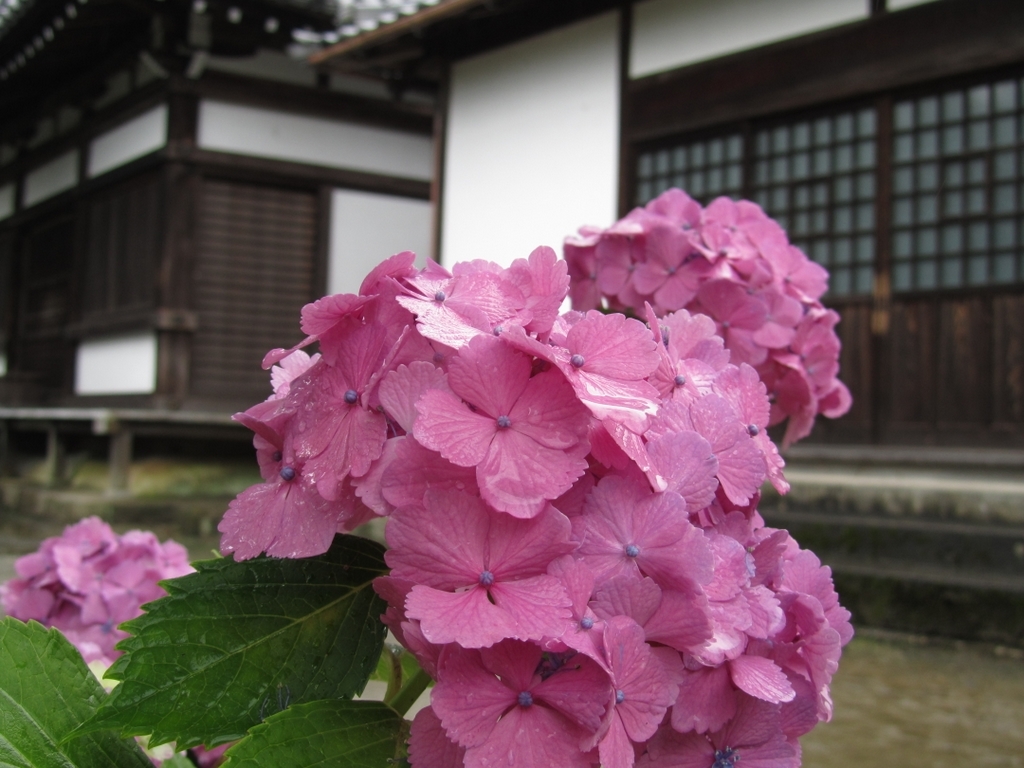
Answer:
[0,234,13,347]
[191,179,315,406]
[837,302,872,428]
[937,297,990,427]
[21,218,75,336]
[887,299,937,427]
[82,173,161,317]
[992,293,1024,426]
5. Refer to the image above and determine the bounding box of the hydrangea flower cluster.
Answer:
[564,188,852,447]
[1,518,231,767]
[1,517,193,667]
[222,247,852,768]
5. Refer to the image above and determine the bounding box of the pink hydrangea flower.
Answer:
[1,517,192,666]
[385,489,574,648]
[216,246,851,767]
[596,616,679,768]
[572,475,713,595]
[642,695,799,768]
[414,335,591,518]
[431,640,611,768]
[563,188,851,443]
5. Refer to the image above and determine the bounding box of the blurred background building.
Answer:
[1,0,1023,644]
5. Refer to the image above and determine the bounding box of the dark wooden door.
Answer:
[190,179,317,408]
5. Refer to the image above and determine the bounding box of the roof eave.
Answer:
[307,0,484,66]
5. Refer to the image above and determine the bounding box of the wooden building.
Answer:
[312,0,1024,449]
[3,0,1023,473]
[0,0,437,474]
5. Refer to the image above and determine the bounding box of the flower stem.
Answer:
[383,648,403,703]
[388,668,432,716]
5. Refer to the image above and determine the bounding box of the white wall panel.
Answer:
[88,103,168,178]
[328,189,432,295]
[23,150,79,207]
[0,183,13,221]
[887,0,940,9]
[196,100,433,181]
[631,0,868,78]
[75,332,157,395]
[442,12,619,268]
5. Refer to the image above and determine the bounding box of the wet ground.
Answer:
[802,631,1024,767]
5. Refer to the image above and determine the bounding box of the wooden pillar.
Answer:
[108,427,133,492]
[0,419,10,477]
[42,422,65,488]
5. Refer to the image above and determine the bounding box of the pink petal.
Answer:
[643,587,714,654]
[641,727,714,768]
[670,665,737,734]
[603,616,677,742]
[714,694,784,750]
[689,395,766,505]
[592,575,662,627]
[465,704,592,768]
[645,431,719,512]
[598,713,636,768]
[378,438,479,510]
[299,293,372,337]
[359,250,417,295]
[378,361,449,434]
[300,405,387,500]
[414,388,496,467]
[507,368,591,452]
[489,576,573,642]
[446,335,533,418]
[505,245,570,335]
[533,651,613,732]
[566,311,660,380]
[409,707,467,768]
[407,585,519,648]
[433,647,517,748]
[477,428,589,518]
[729,655,795,704]
[218,479,344,561]
[384,489,489,589]
[488,506,575,578]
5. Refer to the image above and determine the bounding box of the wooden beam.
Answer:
[42,422,65,488]
[176,146,432,201]
[626,0,1024,144]
[175,71,433,135]
[309,0,486,66]
[107,426,133,492]
[616,2,632,218]
[430,62,450,263]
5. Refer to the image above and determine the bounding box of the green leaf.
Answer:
[222,700,407,767]
[0,618,152,768]
[83,535,389,750]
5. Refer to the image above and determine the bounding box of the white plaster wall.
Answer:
[442,12,620,269]
[22,150,79,208]
[75,332,157,395]
[196,100,433,181]
[0,183,13,221]
[328,189,433,295]
[631,0,868,78]
[887,0,940,9]
[88,103,168,178]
